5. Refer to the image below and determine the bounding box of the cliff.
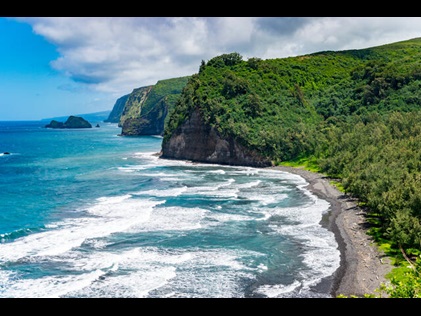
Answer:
[161,109,272,167]
[104,94,130,123]
[121,96,168,135]
[119,86,153,132]
[162,40,421,293]
[108,76,189,136]
[162,40,421,165]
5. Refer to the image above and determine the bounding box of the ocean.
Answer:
[0,120,340,298]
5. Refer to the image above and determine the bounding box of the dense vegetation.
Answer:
[164,38,421,297]
[119,76,190,135]
[139,76,190,128]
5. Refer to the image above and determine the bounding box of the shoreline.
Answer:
[271,165,393,298]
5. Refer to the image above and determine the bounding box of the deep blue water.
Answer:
[0,120,340,298]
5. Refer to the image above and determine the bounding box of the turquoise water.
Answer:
[0,121,340,298]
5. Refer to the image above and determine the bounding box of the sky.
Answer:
[1,16,421,121]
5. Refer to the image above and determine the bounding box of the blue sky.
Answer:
[1,17,421,121]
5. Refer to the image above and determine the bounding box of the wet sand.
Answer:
[271,165,393,298]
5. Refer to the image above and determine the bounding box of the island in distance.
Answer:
[45,115,93,129]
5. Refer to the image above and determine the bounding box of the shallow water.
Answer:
[0,121,340,298]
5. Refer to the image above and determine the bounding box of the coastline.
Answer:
[271,165,393,298]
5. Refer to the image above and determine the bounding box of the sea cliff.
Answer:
[106,76,189,136]
[161,109,272,167]
[158,41,421,293]
[104,94,130,123]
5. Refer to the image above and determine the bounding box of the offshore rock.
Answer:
[45,116,92,129]
[161,109,272,167]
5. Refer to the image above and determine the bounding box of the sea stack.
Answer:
[45,116,92,129]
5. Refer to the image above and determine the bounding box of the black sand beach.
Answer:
[272,166,393,298]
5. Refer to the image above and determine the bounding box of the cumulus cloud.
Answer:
[17,17,421,98]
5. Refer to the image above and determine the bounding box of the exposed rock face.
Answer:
[119,86,153,129]
[112,76,189,136]
[121,97,169,136]
[161,109,272,167]
[45,116,92,129]
[104,94,130,123]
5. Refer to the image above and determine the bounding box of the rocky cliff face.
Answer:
[121,98,168,135]
[161,109,272,167]
[119,86,153,131]
[109,76,189,136]
[104,94,130,123]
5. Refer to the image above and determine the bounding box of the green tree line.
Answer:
[163,39,421,296]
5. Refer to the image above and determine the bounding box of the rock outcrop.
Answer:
[161,109,272,167]
[45,116,92,129]
[42,111,110,124]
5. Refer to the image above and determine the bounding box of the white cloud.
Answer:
[17,17,421,99]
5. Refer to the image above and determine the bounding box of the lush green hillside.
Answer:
[163,38,421,297]
[137,76,190,131]
[117,76,189,135]
[165,38,421,162]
